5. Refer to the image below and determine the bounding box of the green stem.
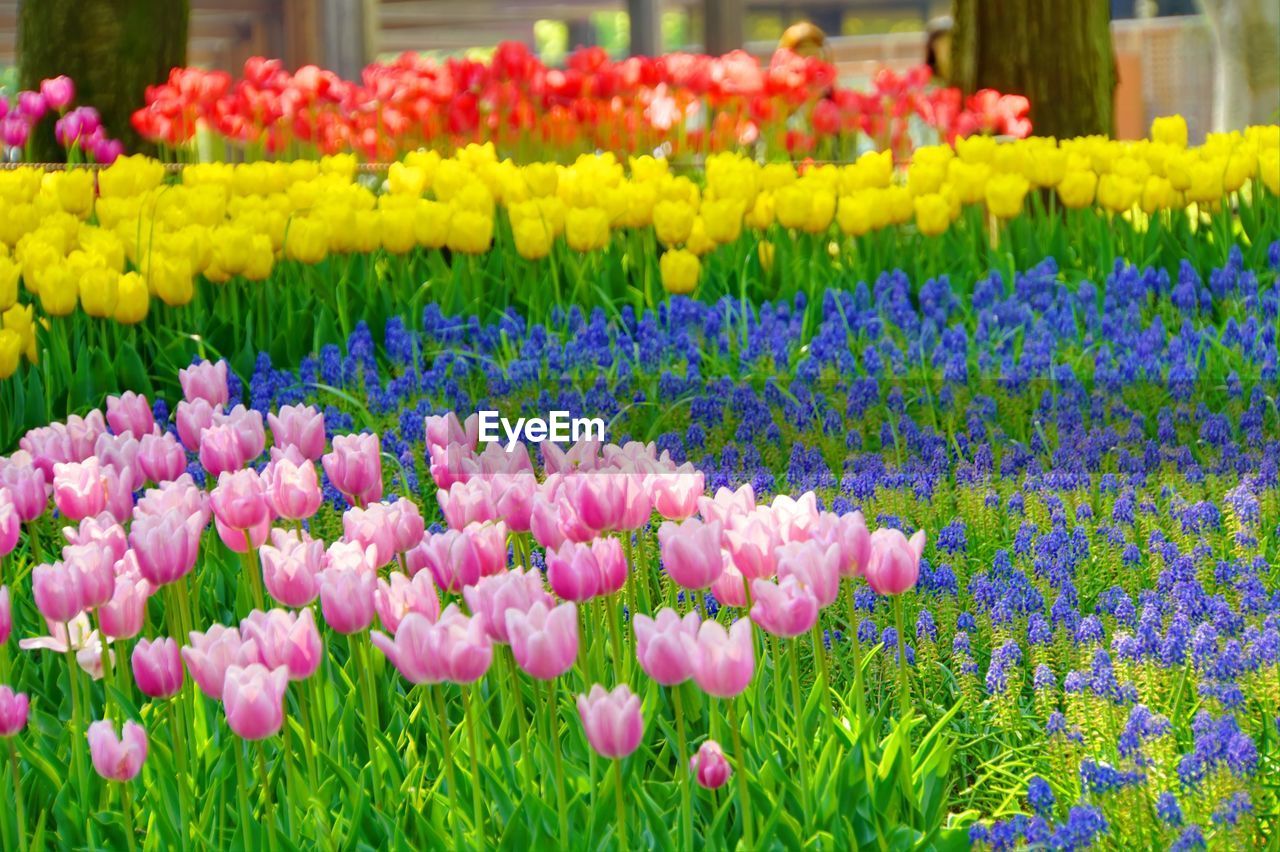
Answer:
[464,684,487,847]
[606,593,627,681]
[233,740,254,847]
[9,739,26,847]
[788,639,811,830]
[810,622,833,736]
[545,679,569,840]
[505,649,536,794]
[726,698,755,848]
[614,758,628,851]
[239,533,265,611]
[433,686,465,851]
[672,685,693,852]
[892,595,911,720]
[257,741,279,852]
[64,636,91,839]
[348,635,382,807]
[121,782,138,852]
[168,700,192,849]
[847,581,866,724]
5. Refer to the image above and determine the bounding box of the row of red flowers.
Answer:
[132,42,1031,161]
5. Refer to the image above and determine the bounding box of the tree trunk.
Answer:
[17,0,189,160]
[952,0,1115,139]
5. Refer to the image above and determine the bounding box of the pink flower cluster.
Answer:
[1,75,124,163]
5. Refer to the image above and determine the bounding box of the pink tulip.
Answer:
[424,412,479,455]
[318,567,376,634]
[386,497,426,553]
[692,618,755,698]
[53,458,108,521]
[211,470,270,552]
[325,540,378,574]
[710,562,748,608]
[182,625,259,700]
[221,406,266,463]
[633,607,701,685]
[100,463,137,524]
[462,567,553,643]
[371,612,444,684]
[776,539,841,608]
[179,360,230,406]
[697,483,756,526]
[175,399,219,453]
[832,510,871,578]
[132,637,184,698]
[649,467,704,520]
[105,391,155,440]
[864,528,926,596]
[560,474,625,533]
[770,492,821,542]
[19,426,75,477]
[63,542,116,609]
[342,502,397,569]
[432,605,493,682]
[63,512,128,562]
[413,522,507,593]
[32,562,84,624]
[437,478,497,528]
[240,608,323,680]
[0,116,29,148]
[87,720,147,781]
[222,664,289,740]
[658,518,725,590]
[749,576,818,637]
[199,424,249,477]
[690,740,732,789]
[268,404,327,461]
[0,455,47,522]
[506,600,578,680]
[541,438,601,475]
[545,539,600,601]
[260,528,325,607]
[374,571,440,634]
[128,508,201,587]
[491,472,537,532]
[98,572,151,640]
[529,494,568,549]
[263,457,322,520]
[577,684,643,759]
[40,75,76,111]
[133,475,209,523]
[0,686,29,736]
[137,432,187,484]
[722,511,781,581]
[0,586,10,645]
[0,489,19,556]
[322,433,382,507]
[94,434,142,486]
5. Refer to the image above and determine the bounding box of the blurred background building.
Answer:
[0,0,1259,141]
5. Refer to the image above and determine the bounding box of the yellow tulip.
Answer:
[803,190,836,234]
[659,249,700,295]
[686,217,716,256]
[757,240,775,273]
[947,160,991,205]
[1057,170,1098,209]
[913,193,951,237]
[414,200,450,249]
[1141,176,1175,214]
[0,203,38,248]
[1260,149,1280,196]
[1224,147,1255,193]
[243,236,275,281]
[36,263,78,316]
[0,328,21,379]
[615,183,656,229]
[149,253,194,307]
[2,303,37,362]
[79,266,120,319]
[404,150,442,188]
[111,272,149,325]
[759,163,796,191]
[774,185,813,231]
[836,195,872,237]
[1097,174,1140,213]
[1185,160,1225,205]
[522,162,559,198]
[99,154,166,199]
[629,155,669,183]
[352,211,382,254]
[985,173,1030,220]
[653,200,695,246]
[0,257,18,311]
[388,162,427,196]
[1028,148,1067,187]
[380,208,417,254]
[284,217,330,265]
[513,217,553,260]
[908,162,946,197]
[701,198,744,244]
[956,135,997,164]
[50,169,96,217]
[1150,115,1188,148]
[883,186,914,226]
[744,192,776,230]
[446,210,493,255]
[565,207,611,253]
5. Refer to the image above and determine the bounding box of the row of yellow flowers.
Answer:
[1,116,1277,379]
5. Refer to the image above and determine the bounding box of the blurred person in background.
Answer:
[925,16,954,85]
[779,21,832,62]
[1199,0,1280,130]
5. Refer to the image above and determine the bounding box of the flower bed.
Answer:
[0,248,1277,848]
